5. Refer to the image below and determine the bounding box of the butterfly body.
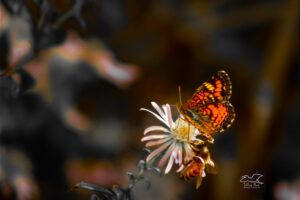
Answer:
[178,70,235,143]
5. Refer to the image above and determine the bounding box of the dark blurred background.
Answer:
[0,0,299,199]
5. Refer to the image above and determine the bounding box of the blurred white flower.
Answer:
[141,102,202,174]
[274,180,300,200]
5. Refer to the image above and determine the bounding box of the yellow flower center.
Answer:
[171,116,197,142]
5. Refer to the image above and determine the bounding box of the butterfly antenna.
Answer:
[178,85,183,106]
[188,122,190,141]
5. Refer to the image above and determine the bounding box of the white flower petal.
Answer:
[162,105,169,126]
[140,108,169,127]
[173,148,179,164]
[177,145,182,165]
[176,164,184,172]
[145,138,169,147]
[144,126,169,135]
[166,104,174,127]
[146,141,171,162]
[202,170,206,177]
[141,134,168,142]
[165,150,176,174]
[158,143,175,168]
[151,101,167,121]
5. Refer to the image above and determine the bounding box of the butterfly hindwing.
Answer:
[197,102,235,134]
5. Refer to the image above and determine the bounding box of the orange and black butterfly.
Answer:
[178,70,235,143]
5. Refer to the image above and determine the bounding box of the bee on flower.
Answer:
[140,102,216,188]
[180,140,216,189]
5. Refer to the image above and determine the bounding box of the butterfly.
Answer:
[177,70,235,143]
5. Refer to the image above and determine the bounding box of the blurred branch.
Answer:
[73,150,162,200]
[53,0,87,29]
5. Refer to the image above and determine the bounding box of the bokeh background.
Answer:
[0,0,300,199]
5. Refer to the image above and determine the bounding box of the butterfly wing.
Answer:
[185,70,232,109]
[179,71,235,141]
[197,102,235,134]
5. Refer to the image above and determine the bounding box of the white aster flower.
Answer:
[140,102,202,174]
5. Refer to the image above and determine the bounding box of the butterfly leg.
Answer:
[202,132,214,143]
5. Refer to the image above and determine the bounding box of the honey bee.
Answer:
[181,155,205,189]
[180,140,216,189]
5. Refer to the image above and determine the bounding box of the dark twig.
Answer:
[73,154,162,200]
[53,0,91,29]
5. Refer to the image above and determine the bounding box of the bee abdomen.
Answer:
[182,164,201,181]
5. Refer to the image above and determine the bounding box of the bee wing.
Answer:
[196,168,204,189]
[206,163,218,175]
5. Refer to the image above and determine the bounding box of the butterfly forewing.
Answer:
[186,70,232,110]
